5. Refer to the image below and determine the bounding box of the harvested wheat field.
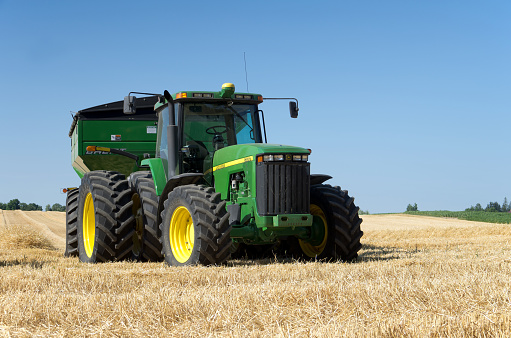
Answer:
[0,210,510,337]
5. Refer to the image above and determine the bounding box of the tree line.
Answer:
[0,199,65,212]
[466,197,511,212]
[406,197,511,213]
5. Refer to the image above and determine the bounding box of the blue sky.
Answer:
[0,1,509,213]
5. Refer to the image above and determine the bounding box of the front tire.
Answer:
[77,171,134,263]
[289,184,363,261]
[160,185,231,266]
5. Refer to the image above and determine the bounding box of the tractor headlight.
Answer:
[257,153,309,163]
[262,154,285,161]
[293,154,308,161]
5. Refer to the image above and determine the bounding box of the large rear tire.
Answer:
[77,171,135,263]
[64,188,79,257]
[129,172,162,262]
[288,184,363,261]
[160,185,231,266]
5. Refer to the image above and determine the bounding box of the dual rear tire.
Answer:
[128,172,162,262]
[70,172,232,266]
[76,171,135,263]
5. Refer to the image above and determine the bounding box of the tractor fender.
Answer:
[310,174,332,186]
[157,173,204,225]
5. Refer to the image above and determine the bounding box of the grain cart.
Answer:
[66,83,363,265]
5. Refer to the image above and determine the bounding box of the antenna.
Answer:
[244,52,249,92]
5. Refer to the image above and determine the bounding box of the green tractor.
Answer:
[66,83,363,265]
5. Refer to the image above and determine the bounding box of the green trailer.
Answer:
[68,96,159,178]
[66,83,363,265]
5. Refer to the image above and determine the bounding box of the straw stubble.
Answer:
[0,211,509,337]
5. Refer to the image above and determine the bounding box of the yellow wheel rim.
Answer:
[299,204,328,258]
[83,192,95,258]
[170,206,195,263]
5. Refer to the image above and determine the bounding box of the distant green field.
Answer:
[404,211,511,224]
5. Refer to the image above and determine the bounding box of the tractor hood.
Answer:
[212,143,310,167]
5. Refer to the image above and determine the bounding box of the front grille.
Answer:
[256,162,310,216]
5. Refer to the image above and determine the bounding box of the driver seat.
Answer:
[186,140,209,159]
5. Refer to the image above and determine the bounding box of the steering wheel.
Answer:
[206,125,227,135]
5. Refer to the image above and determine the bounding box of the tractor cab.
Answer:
[154,83,265,178]
[180,101,261,173]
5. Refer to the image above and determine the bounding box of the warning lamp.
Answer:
[62,187,78,194]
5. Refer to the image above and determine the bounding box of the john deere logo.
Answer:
[286,154,292,161]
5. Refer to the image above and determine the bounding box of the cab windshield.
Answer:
[182,102,261,153]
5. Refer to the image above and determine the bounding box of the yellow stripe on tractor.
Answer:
[205,156,253,175]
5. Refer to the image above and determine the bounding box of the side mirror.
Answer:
[124,96,136,114]
[289,101,298,118]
